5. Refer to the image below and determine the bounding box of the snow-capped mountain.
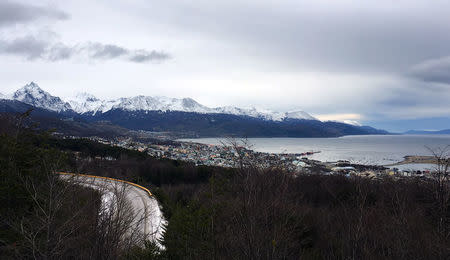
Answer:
[67,92,105,114]
[2,82,317,121]
[64,86,316,121]
[11,82,72,112]
[67,94,214,115]
[212,107,316,121]
[111,96,213,114]
[0,82,389,137]
[214,106,282,121]
[285,111,317,121]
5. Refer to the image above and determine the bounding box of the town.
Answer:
[58,134,438,180]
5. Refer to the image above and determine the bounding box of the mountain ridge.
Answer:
[3,82,317,122]
[0,82,389,138]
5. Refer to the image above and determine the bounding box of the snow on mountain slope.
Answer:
[67,92,105,114]
[213,107,317,121]
[5,82,317,121]
[111,96,213,113]
[12,82,72,112]
[67,94,215,115]
[342,120,362,126]
[213,106,281,120]
[0,91,12,100]
[220,107,271,120]
[285,110,317,120]
[325,120,362,126]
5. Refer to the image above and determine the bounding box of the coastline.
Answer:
[384,155,445,167]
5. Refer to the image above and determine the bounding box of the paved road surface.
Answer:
[59,173,166,247]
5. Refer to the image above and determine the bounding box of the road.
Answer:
[59,173,166,247]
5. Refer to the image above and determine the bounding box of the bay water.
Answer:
[180,135,450,168]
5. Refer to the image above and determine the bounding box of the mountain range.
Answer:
[0,82,389,138]
[3,82,317,122]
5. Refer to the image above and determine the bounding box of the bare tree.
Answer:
[215,138,313,259]
[221,137,257,169]
[4,172,99,259]
[427,146,450,243]
[3,171,154,259]
[62,174,160,259]
[1,111,159,259]
[90,180,147,259]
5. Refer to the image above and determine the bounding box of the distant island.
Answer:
[404,129,450,135]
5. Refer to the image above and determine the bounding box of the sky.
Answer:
[0,0,449,132]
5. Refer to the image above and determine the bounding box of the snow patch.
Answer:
[285,110,317,121]
[343,120,362,126]
[326,120,362,126]
[67,92,104,114]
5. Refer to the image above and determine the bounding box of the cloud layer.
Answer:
[0,35,170,63]
[0,0,449,131]
[410,56,450,84]
[0,1,69,26]
[0,1,170,64]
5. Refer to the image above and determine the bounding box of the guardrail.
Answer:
[58,172,153,197]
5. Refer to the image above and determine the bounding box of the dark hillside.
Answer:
[85,109,388,137]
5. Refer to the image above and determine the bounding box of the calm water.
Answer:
[180,135,450,166]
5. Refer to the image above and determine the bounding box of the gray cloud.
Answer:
[47,43,76,61]
[0,35,170,63]
[138,0,450,74]
[87,43,129,59]
[0,2,168,63]
[0,1,69,26]
[409,56,450,84]
[0,35,47,60]
[129,50,170,63]
[120,0,450,125]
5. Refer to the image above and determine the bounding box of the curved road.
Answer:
[59,173,166,247]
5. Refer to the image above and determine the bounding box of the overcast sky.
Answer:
[0,0,449,131]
